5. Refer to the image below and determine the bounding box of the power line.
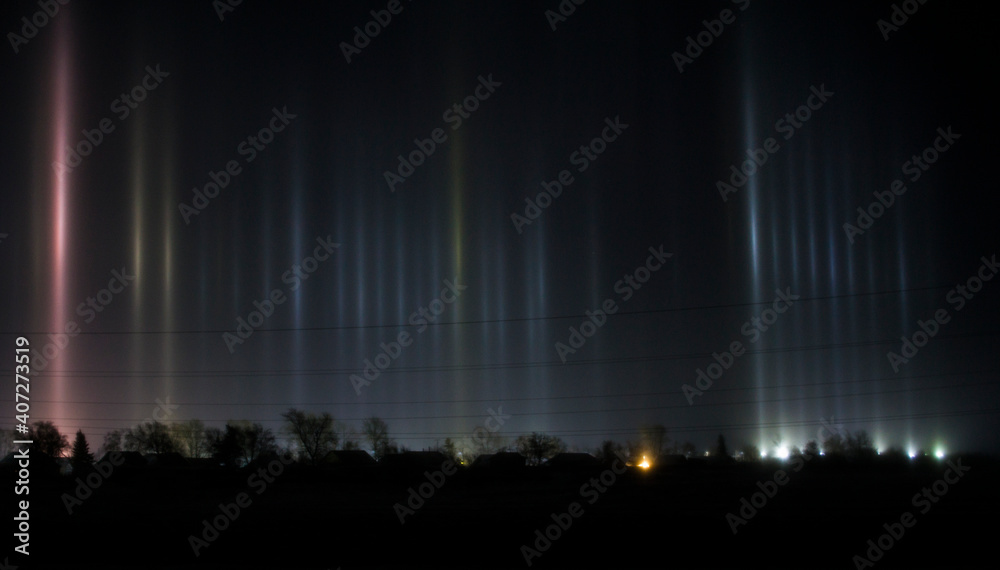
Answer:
[5,369,996,407]
[20,330,1000,379]
[0,283,957,337]
[4,407,997,441]
[9,379,996,423]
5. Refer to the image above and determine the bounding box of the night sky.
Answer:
[2,0,998,457]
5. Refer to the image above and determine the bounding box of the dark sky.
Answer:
[2,0,998,456]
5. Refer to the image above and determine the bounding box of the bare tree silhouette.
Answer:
[281,408,337,465]
[362,417,397,460]
[30,421,69,457]
[514,432,566,466]
[124,421,177,454]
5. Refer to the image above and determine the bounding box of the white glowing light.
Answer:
[935,450,945,459]
[775,446,789,460]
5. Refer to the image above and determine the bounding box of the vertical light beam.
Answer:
[49,20,72,425]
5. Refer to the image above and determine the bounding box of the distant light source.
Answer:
[908,452,916,459]
[775,446,789,460]
[639,455,650,469]
[935,450,945,459]
[760,451,767,459]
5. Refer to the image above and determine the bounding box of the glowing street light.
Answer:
[638,455,651,469]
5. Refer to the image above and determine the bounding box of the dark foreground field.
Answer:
[7,454,997,569]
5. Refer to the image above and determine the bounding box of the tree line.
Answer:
[1,415,884,473]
